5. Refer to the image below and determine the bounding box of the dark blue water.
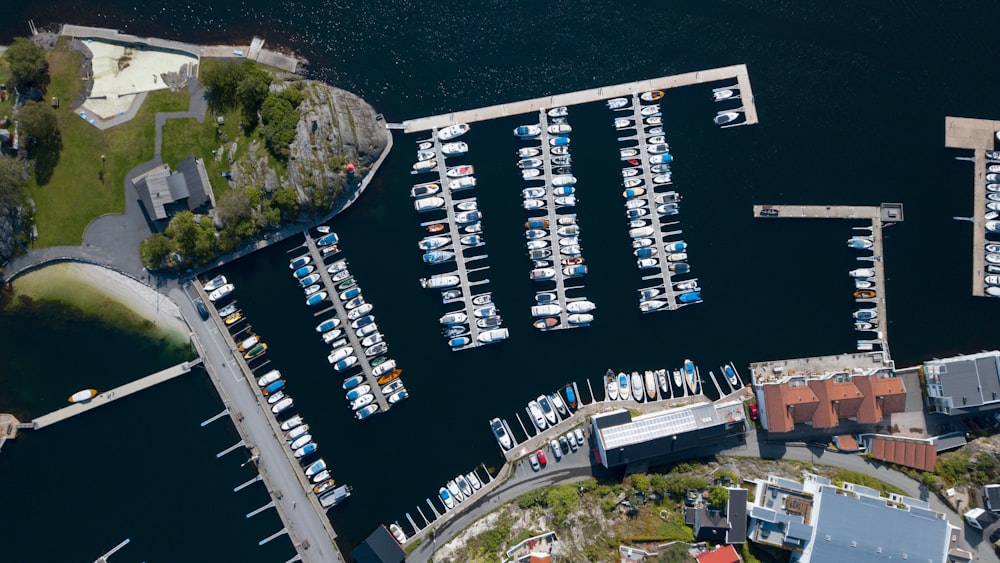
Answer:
[7,0,1000,556]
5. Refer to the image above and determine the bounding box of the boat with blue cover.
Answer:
[317,233,339,246]
[683,359,699,395]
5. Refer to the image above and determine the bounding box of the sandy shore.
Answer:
[11,263,189,337]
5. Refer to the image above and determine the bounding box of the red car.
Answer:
[748,403,759,420]
[536,449,547,466]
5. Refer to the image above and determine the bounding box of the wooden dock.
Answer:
[753,204,902,356]
[397,64,757,133]
[945,116,998,297]
[31,359,200,429]
[418,132,504,350]
[299,235,392,413]
[527,109,590,331]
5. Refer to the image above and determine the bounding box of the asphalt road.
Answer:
[174,285,344,563]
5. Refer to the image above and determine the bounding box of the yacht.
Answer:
[305,459,327,478]
[724,363,740,387]
[648,143,669,154]
[350,393,374,410]
[203,275,228,292]
[607,97,629,109]
[531,304,562,317]
[477,328,509,343]
[640,299,667,313]
[294,442,318,459]
[258,370,282,387]
[412,159,437,173]
[618,372,630,401]
[468,471,483,490]
[456,475,474,499]
[450,176,477,191]
[420,275,460,289]
[438,123,470,141]
[567,300,596,313]
[567,313,593,324]
[319,484,353,508]
[649,153,673,164]
[208,283,235,302]
[328,346,354,364]
[447,480,465,503]
[414,197,445,212]
[528,400,548,430]
[518,147,541,158]
[346,385,371,402]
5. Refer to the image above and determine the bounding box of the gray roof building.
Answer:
[590,403,746,469]
[685,487,748,545]
[985,484,1000,513]
[924,350,1000,414]
[352,525,405,563]
[133,155,212,222]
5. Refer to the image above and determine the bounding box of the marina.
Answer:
[753,204,902,355]
[394,64,758,133]
[517,108,594,331]
[611,93,700,312]
[944,116,1000,297]
[413,127,508,350]
[293,230,402,416]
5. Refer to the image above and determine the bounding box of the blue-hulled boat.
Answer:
[306,292,327,306]
[564,384,577,409]
[317,233,339,247]
[649,153,673,164]
[678,291,701,303]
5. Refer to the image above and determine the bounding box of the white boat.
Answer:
[441,141,468,156]
[414,197,445,212]
[522,187,546,199]
[348,303,374,320]
[847,237,873,250]
[456,210,481,224]
[559,245,581,256]
[518,157,543,169]
[850,268,876,278]
[305,459,326,478]
[412,159,437,172]
[302,284,321,296]
[455,200,478,212]
[518,147,541,158]
[460,234,483,246]
[372,360,397,377]
[555,195,577,206]
[989,221,1000,233]
[988,286,1000,297]
[614,117,633,129]
[439,487,455,510]
[529,268,555,281]
[626,199,648,210]
[523,199,546,210]
[258,369,282,387]
[567,313,593,324]
[446,165,475,178]
[567,300,596,313]
[69,389,97,403]
[522,168,542,179]
[550,145,569,155]
[416,149,435,161]
[477,328,509,343]
[290,434,313,450]
[456,474,474,499]
[410,183,440,198]
[447,480,465,503]
[467,471,483,490]
[640,300,666,313]
[714,112,741,125]
[714,88,736,101]
[528,400,547,430]
[640,105,660,116]
[271,397,293,415]
[203,275,228,292]
[440,312,468,325]
[617,372,630,400]
[548,106,569,117]
[420,275,460,289]
[389,523,407,544]
[438,123,470,141]
[653,174,672,184]
[547,123,572,135]
[620,147,639,158]
[648,143,669,154]
[630,226,654,238]
[631,372,644,402]
[419,236,451,251]
[514,124,542,138]
[449,176,477,191]
[334,356,359,372]
[645,116,663,126]
[552,175,577,186]
[208,283,235,302]
[637,258,659,269]
[350,394,374,410]
[328,347,354,364]
[647,135,666,145]
[606,370,619,400]
[607,97,629,109]
[531,304,562,317]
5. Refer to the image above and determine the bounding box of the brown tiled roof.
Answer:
[835,434,859,451]
[696,544,741,563]
[761,373,906,432]
[869,437,937,471]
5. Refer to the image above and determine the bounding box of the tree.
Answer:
[260,95,300,159]
[0,154,28,214]
[165,211,200,260]
[201,61,246,111]
[140,233,174,269]
[17,101,60,148]
[271,187,300,219]
[707,485,730,510]
[630,473,651,493]
[650,473,670,496]
[4,37,47,88]
[545,484,580,524]
[236,63,272,127]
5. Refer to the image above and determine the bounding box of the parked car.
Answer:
[565,433,578,452]
[748,403,759,420]
[194,298,209,320]
[536,449,547,466]
[574,428,585,445]
[550,439,563,461]
[528,453,540,472]
[559,436,570,454]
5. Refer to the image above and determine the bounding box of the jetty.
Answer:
[527,109,590,330]
[944,116,998,297]
[753,204,902,356]
[297,233,392,413]
[395,64,757,133]
[27,359,200,429]
[419,131,504,350]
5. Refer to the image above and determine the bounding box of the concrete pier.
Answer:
[420,132,505,350]
[753,204,901,356]
[397,64,757,133]
[944,116,998,297]
[32,359,199,429]
[300,234,392,413]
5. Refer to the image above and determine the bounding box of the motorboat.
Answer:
[298,273,321,288]
[244,343,267,360]
[555,195,577,206]
[441,141,468,156]
[614,117,634,129]
[533,317,559,329]
[529,268,555,281]
[548,106,569,117]
[518,157,543,169]
[350,393,374,410]
[552,175,576,186]
[438,123,470,141]
[328,346,354,365]
[258,370,282,387]
[439,487,455,510]
[620,147,639,159]
[346,385,371,402]
[442,324,468,338]
[477,328,509,343]
[627,207,649,219]
[649,153,673,164]
[294,443,318,459]
[567,313,593,325]
[460,234,483,246]
[607,97,629,109]
[224,311,243,326]
[389,523,407,545]
[989,221,1000,233]
[456,474,474,499]
[847,237,873,250]
[854,289,876,299]
[446,480,465,504]
[536,395,558,426]
[648,143,669,154]
[419,235,453,251]
[623,187,645,199]
[678,291,701,303]
[446,165,475,178]
[412,159,437,173]
[467,471,483,491]
[640,300,666,313]
[644,370,657,400]
[320,245,341,259]
[203,275,228,292]
[855,279,874,290]
[450,177,477,191]
[669,263,690,273]
[410,182,440,200]
[474,305,497,318]
[477,316,503,329]
[449,336,471,348]
[318,484,353,508]
[263,380,285,397]
[714,112,741,125]
[68,389,97,403]
[675,280,698,291]
[563,264,587,277]
[647,135,666,145]
[850,268,875,278]
[305,459,327,478]
[567,300,596,313]
[618,372,630,401]
[522,169,542,179]
[531,304,562,317]
[640,105,660,117]
[208,283,235,302]
[666,252,687,262]
[648,126,665,136]
[557,225,580,237]
[455,200,478,212]
[342,375,364,391]
[423,250,455,265]
[560,245,581,256]
[622,167,640,178]
[854,309,878,320]
[630,226,654,238]
[365,342,387,358]
[420,275,460,289]
[626,199,647,210]
[550,145,569,155]
[522,187,546,200]
[527,240,550,250]
[514,124,542,138]
[373,360,398,378]
[855,322,874,331]
[292,265,314,279]
[302,284,322,296]
[623,178,643,189]
[653,174,672,184]
[552,155,572,166]
[553,186,575,196]
[605,370,619,400]
[334,356,359,372]
[356,404,380,420]
[547,123,572,135]
[525,229,547,241]
[289,254,312,270]
[316,232,339,247]
[561,256,584,267]
[651,163,671,173]
[271,397,293,415]
[289,433,313,451]
[440,311,468,325]
[549,136,571,147]
[528,400,547,430]
[639,287,662,300]
[456,210,481,224]
[988,254,1000,264]
[714,88,737,101]
[641,90,664,102]
[645,116,663,126]
[518,147,541,158]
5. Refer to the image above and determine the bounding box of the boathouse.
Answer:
[590,403,746,469]
[133,155,213,223]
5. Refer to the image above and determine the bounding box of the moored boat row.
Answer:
[847,225,885,351]
[984,153,1000,297]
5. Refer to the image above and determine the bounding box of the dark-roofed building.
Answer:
[925,350,1000,414]
[352,525,405,563]
[864,435,937,472]
[591,403,747,469]
[133,155,213,222]
[748,472,959,562]
[753,369,906,433]
[685,487,748,544]
[985,484,1000,513]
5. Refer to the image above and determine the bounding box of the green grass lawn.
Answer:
[160,106,246,199]
[26,39,188,248]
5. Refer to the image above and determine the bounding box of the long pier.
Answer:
[299,234,392,413]
[396,64,757,133]
[944,116,998,297]
[753,204,903,356]
[420,131,503,350]
[31,359,200,429]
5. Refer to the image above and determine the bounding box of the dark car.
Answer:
[194,298,209,320]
